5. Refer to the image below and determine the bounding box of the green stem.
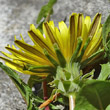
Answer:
[45,13,50,22]
[69,95,75,110]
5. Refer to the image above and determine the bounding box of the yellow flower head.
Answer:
[0,13,103,77]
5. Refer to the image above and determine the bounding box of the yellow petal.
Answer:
[81,24,88,40]
[0,56,23,69]
[69,13,78,55]
[20,34,25,42]
[55,27,63,50]
[48,21,55,29]
[58,21,69,59]
[1,51,17,59]
[82,13,102,60]
[0,56,48,77]
[77,14,85,54]
[44,22,63,58]
[12,45,15,49]
[86,28,102,56]
[20,70,48,76]
[43,22,56,44]
[77,13,84,37]
[28,24,56,59]
[14,40,48,61]
[5,46,50,65]
[88,13,101,37]
[84,16,91,31]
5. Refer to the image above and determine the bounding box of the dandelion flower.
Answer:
[0,13,103,77]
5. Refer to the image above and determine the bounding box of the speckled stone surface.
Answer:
[0,0,110,110]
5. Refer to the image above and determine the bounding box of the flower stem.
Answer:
[69,95,75,110]
[43,79,49,110]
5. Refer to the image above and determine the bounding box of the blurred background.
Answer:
[0,0,110,109]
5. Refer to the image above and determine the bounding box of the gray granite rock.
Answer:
[0,0,110,110]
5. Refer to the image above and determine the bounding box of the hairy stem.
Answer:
[69,95,75,110]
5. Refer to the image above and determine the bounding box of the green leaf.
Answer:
[98,62,110,80]
[57,94,69,106]
[54,44,66,68]
[0,62,43,110]
[106,105,110,110]
[0,62,60,110]
[75,93,97,110]
[64,70,71,80]
[44,49,59,68]
[82,69,95,80]
[28,65,53,71]
[36,0,57,24]
[70,38,82,64]
[63,81,71,93]
[0,62,26,100]
[58,81,65,93]
[102,15,110,51]
[77,37,90,63]
[28,75,44,88]
[0,62,21,84]
[80,49,104,69]
[37,19,45,33]
[75,80,110,110]
[49,104,61,109]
